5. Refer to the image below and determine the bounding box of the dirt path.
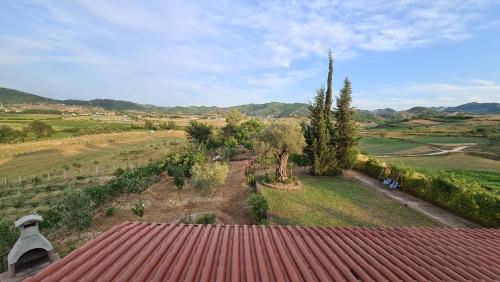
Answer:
[376,145,470,157]
[344,170,481,228]
[406,145,470,156]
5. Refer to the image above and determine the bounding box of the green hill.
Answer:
[231,102,308,117]
[63,99,145,111]
[1,86,498,117]
[161,102,309,117]
[444,102,500,114]
[0,87,58,104]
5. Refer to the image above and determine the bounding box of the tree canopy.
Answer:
[185,121,213,144]
[334,78,358,169]
[256,122,304,182]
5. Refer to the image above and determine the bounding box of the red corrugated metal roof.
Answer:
[27,222,500,281]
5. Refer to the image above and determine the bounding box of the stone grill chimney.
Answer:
[6,215,59,279]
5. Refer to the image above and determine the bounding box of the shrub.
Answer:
[25,120,53,138]
[32,176,42,185]
[356,157,500,227]
[172,167,185,199]
[164,146,205,177]
[236,118,264,149]
[0,219,19,273]
[40,161,165,230]
[178,214,194,224]
[191,162,229,193]
[56,190,92,230]
[185,121,213,144]
[222,137,238,159]
[246,174,256,189]
[159,121,180,130]
[249,193,268,224]
[195,214,217,224]
[105,207,115,217]
[131,199,145,217]
[0,125,26,143]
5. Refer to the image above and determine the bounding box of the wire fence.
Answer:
[0,162,144,187]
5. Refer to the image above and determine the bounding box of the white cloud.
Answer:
[0,0,499,106]
[355,80,500,110]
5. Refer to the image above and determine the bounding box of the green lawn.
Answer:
[260,177,442,227]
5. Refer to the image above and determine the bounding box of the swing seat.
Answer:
[383,178,392,185]
[390,181,399,191]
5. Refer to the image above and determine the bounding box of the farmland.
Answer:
[0,130,185,220]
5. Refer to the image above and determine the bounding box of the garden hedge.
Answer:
[355,157,499,227]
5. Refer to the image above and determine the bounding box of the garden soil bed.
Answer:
[49,160,253,256]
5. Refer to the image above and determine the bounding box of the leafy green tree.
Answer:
[223,109,242,137]
[164,145,206,177]
[334,78,358,169]
[256,122,304,183]
[25,120,53,138]
[236,118,264,149]
[185,121,213,144]
[191,162,229,194]
[225,109,242,126]
[0,125,25,143]
[172,167,185,200]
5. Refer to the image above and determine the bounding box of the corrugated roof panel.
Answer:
[26,223,500,282]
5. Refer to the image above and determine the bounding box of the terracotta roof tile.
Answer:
[26,223,500,281]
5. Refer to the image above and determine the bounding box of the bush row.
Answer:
[245,167,268,225]
[39,161,164,230]
[1,160,166,271]
[355,157,499,227]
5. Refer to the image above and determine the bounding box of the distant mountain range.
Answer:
[0,86,498,117]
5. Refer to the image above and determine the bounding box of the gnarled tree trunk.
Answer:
[276,151,289,183]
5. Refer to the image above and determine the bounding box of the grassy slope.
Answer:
[0,87,57,103]
[261,177,442,227]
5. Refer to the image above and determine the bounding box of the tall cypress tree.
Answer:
[325,50,334,115]
[302,88,330,175]
[334,77,358,169]
[302,53,340,176]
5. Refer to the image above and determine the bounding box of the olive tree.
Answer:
[256,122,305,183]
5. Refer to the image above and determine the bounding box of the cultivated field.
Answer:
[0,130,185,220]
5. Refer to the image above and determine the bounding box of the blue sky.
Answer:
[0,0,499,110]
